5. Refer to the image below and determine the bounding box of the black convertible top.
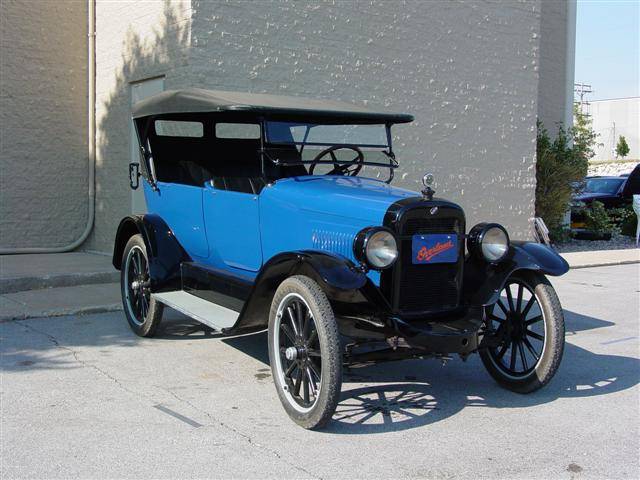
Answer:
[132,88,414,124]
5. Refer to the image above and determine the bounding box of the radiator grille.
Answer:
[388,206,463,314]
[402,218,459,236]
[397,245,459,312]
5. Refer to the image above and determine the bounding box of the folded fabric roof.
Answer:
[132,88,414,124]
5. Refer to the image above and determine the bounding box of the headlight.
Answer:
[468,223,510,263]
[354,227,398,270]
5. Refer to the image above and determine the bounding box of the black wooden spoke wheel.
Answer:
[480,271,565,393]
[120,234,163,337]
[268,276,342,429]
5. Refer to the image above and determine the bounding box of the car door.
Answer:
[147,181,209,259]
[203,180,263,272]
[141,118,209,259]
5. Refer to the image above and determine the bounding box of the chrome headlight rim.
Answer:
[468,223,510,263]
[353,227,399,270]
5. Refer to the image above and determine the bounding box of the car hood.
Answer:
[264,176,420,223]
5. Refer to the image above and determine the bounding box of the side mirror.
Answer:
[129,163,141,190]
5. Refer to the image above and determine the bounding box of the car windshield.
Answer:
[583,178,624,194]
[265,121,389,148]
[264,121,397,179]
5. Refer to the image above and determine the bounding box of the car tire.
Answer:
[480,270,564,393]
[268,275,342,429]
[120,234,164,337]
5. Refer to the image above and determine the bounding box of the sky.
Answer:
[574,0,640,100]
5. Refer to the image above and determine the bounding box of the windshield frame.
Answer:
[260,118,400,183]
[264,121,391,149]
[261,120,398,183]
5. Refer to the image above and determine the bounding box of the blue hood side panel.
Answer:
[260,176,419,286]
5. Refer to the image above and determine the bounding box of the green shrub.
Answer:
[616,135,630,159]
[548,225,574,243]
[583,201,615,235]
[609,204,637,237]
[535,121,591,242]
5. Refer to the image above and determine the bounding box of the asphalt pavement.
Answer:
[2,264,639,479]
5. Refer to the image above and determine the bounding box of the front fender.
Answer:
[112,214,191,292]
[225,250,390,334]
[463,241,569,306]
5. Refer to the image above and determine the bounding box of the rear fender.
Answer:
[463,241,569,306]
[112,214,191,292]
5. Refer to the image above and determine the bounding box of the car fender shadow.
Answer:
[326,340,639,434]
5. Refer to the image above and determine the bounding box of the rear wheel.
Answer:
[268,275,342,429]
[120,234,163,337]
[480,271,564,393]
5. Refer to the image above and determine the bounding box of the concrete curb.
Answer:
[0,303,123,323]
[561,248,639,270]
[0,271,120,294]
[0,282,122,323]
[569,259,640,269]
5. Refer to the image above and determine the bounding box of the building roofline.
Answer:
[590,96,640,103]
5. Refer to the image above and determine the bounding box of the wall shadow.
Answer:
[90,0,190,252]
[0,312,140,372]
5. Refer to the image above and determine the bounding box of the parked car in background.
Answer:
[574,176,627,208]
[571,164,640,230]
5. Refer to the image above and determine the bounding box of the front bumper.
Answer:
[389,306,483,354]
[339,306,484,357]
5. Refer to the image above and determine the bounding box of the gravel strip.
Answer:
[555,234,637,253]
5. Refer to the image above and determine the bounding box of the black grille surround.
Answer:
[381,198,465,316]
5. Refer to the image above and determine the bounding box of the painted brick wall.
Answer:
[0,0,88,249]
[88,0,562,253]
[538,0,568,135]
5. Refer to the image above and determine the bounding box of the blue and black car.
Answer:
[114,89,569,429]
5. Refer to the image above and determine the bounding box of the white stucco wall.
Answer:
[0,0,88,249]
[590,97,639,161]
[87,0,552,253]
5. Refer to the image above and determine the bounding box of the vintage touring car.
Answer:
[114,89,569,429]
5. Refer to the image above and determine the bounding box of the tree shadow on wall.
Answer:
[93,1,190,250]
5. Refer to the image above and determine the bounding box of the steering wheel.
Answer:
[308,145,365,177]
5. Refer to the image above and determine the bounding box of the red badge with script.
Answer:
[411,234,458,264]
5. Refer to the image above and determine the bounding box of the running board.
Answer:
[152,290,239,331]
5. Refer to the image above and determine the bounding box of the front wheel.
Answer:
[480,271,565,393]
[268,275,342,429]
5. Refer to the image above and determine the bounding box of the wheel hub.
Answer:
[508,313,525,340]
[285,346,298,361]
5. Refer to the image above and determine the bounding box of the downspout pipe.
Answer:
[0,0,96,254]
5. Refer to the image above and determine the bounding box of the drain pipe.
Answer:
[0,0,96,254]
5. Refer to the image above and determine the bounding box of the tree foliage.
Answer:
[535,117,594,241]
[616,135,630,159]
